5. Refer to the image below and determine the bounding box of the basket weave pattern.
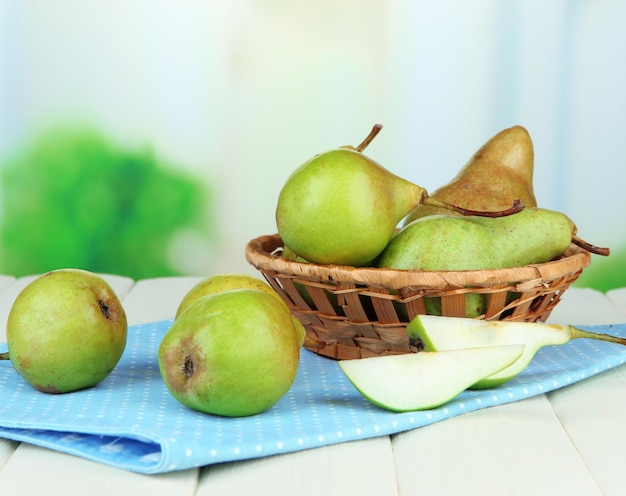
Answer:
[245,234,591,360]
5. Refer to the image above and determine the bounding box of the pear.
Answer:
[275,125,428,266]
[281,244,309,263]
[424,294,487,319]
[158,289,301,417]
[1,269,127,393]
[404,125,537,225]
[407,315,626,389]
[174,273,320,349]
[377,208,576,271]
[175,273,286,319]
[339,345,524,412]
[275,125,505,267]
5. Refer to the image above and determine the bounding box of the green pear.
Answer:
[407,315,626,389]
[423,294,487,319]
[281,244,309,263]
[404,125,537,225]
[377,208,575,271]
[175,273,286,319]
[158,289,302,417]
[275,125,470,267]
[339,344,524,412]
[174,273,320,349]
[1,269,127,393]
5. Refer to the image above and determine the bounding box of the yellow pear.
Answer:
[404,125,537,225]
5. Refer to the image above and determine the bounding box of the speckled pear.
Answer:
[1,269,127,393]
[378,208,575,271]
[158,289,301,417]
[404,125,537,225]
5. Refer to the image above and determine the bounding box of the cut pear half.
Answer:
[407,315,626,389]
[339,345,524,412]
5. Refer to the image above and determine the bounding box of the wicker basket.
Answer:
[245,233,591,360]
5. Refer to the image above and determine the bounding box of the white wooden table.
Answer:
[0,274,625,496]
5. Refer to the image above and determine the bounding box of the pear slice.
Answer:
[338,345,524,412]
[407,315,626,389]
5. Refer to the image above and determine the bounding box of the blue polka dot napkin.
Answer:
[1,320,625,474]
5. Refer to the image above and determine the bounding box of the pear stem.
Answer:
[572,235,610,256]
[0,351,9,361]
[423,198,526,218]
[569,325,626,346]
[355,124,383,152]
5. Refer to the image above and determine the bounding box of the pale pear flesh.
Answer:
[339,345,524,412]
[407,315,626,389]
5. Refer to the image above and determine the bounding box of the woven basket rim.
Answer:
[245,233,592,291]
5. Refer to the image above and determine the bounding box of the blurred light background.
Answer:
[0,0,624,289]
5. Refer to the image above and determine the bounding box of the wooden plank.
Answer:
[121,276,204,325]
[392,395,603,496]
[546,287,626,325]
[0,443,198,496]
[605,288,626,319]
[198,437,397,496]
[546,287,626,496]
[0,275,16,292]
[0,439,18,471]
[548,365,626,496]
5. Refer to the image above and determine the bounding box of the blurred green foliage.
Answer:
[0,127,215,279]
[574,245,626,293]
